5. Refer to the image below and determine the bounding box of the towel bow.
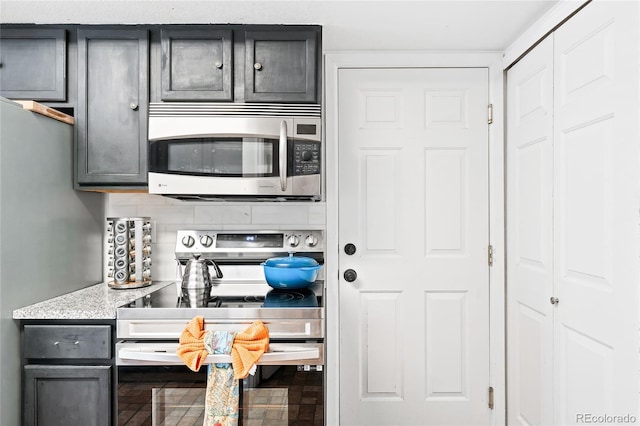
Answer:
[176,316,270,379]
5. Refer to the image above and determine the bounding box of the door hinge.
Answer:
[488,104,493,124]
[488,386,494,409]
[488,245,494,267]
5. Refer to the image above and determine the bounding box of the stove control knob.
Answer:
[200,235,214,247]
[287,235,300,247]
[182,235,195,248]
[305,234,319,247]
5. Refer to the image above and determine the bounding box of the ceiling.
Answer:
[0,0,561,51]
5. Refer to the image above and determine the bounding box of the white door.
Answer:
[506,2,640,424]
[552,2,639,423]
[506,35,555,426]
[338,68,491,425]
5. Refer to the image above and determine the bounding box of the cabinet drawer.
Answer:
[24,325,111,359]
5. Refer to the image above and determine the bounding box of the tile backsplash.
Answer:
[105,193,326,282]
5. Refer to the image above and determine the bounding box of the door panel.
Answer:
[338,68,490,425]
[553,2,639,423]
[506,35,555,426]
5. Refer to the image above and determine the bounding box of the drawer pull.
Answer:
[53,341,59,346]
[74,341,80,345]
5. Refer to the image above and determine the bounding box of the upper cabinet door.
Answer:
[161,29,233,101]
[76,28,149,186]
[0,28,66,101]
[244,29,318,103]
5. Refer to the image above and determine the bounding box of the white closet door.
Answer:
[506,35,555,426]
[553,1,639,424]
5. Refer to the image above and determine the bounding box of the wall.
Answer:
[0,98,104,426]
[106,194,326,281]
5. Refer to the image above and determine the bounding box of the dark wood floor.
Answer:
[118,365,323,426]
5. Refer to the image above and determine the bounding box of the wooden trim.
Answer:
[15,100,74,125]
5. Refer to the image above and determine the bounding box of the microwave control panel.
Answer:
[292,141,321,176]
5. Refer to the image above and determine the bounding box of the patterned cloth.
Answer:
[176,317,270,426]
[203,331,238,426]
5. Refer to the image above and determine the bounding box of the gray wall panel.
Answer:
[0,97,104,425]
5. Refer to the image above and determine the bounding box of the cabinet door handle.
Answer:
[550,297,559,305]
[254,62,263,71]
[215,61,223,69]
[130,102,138,111]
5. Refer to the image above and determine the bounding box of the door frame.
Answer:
[324,51,505,426]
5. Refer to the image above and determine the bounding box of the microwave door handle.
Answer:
[279,120,287,192]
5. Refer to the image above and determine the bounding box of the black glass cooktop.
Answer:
[121,281,323,310]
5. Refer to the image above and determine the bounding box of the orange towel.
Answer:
[176,316,209,371]
[176,316,270,377]
[231,320,270,379]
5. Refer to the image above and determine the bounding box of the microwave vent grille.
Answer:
[149,103,321,118]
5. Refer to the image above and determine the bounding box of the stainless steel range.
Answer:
[115,229,325,425]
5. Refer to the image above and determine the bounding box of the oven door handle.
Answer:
[117,343,319,365]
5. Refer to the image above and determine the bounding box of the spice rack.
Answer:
[106,217,152,289]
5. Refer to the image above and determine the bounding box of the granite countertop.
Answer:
[12,281,175,320]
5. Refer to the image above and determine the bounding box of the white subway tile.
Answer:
[308,202,326,225]
[108,193,167,206]
[137,205,194,224]
[106,205,138,218]
[251,204,308,225]
[151,242,181,281]
[194,204,251,224]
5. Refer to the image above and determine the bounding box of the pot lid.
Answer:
[262,254,319,268]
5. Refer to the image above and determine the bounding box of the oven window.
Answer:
[118,365,323,425]
[150,137,277,177]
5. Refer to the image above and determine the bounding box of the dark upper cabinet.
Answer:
[0,28,67,101]
[161,28,233,101]
[76,28,149,187]
[244,29,318,103]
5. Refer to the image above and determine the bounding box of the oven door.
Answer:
[116,341,324,425]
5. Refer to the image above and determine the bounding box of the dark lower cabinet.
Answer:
[21,322,116,426]
[24,365,111,426]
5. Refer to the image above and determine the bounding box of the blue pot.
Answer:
[261,256,321,289]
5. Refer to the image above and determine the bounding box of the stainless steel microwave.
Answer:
[148,103,322,201]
